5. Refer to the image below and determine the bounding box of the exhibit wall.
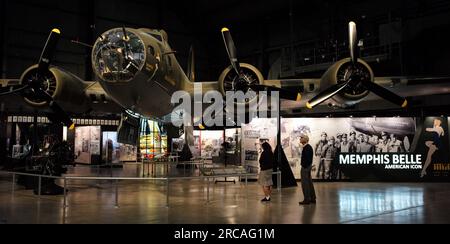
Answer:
[173,117,449,182]
[225,129,242,165]
[413,117,450,180]
[194,131,224,159]
[74,126,101,164]
[102,132,120,164]
[242,118,278,175]
[172,129,240,163]
[279,117,450,182]
[281,118,416,180]
[102,132,138,163]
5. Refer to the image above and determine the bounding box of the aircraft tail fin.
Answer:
[187,45,195,82]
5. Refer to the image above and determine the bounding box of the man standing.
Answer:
[315,132,328,179]
[376,132,390,153]
[357,135,374,153]
[299,135,316,205]
[322,136,338,180]
[389,134,405,153]
[340,134,352,153]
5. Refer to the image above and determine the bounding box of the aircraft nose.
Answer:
[92,28,145,83]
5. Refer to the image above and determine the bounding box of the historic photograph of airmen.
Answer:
[281,118,416,180]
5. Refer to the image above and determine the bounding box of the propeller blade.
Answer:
[0,85,30,96]
[198,110,222,130]
[306,81,351,109]
[221,28,241,74]
[248,84,302,101]
[35,88,75,129]
[187,45,196,82]
[48,101,76,129]
[349,21,359,65]
[363,81,408,108]
[199,108,240,129]
[38,29,61,73]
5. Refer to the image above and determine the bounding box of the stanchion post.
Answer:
[115,180,119,208]
[166,178,170,208]
[63,178,67,209]
[277,171,282,192]
[207,177,210,203]
[38,176,42,198]
[245,175,248,196]
[12,173,15,194]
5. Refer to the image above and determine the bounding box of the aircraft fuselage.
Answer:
[92,28,189,118]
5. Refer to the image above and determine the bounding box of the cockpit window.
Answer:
[92,29,146,82]
[148,45,155,56]
[148,33,163,42]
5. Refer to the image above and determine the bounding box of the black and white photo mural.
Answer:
[281,118,419,180]
[241,117,449,182]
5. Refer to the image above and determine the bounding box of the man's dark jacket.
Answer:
[301,144,314,168]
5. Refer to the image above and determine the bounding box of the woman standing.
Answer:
[421,118,445,178]
[259,142,274,202]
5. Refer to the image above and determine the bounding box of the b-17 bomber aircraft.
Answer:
[1,22,450,129]
[0,27,303,128]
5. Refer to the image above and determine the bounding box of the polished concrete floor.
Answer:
[1,164,450,224]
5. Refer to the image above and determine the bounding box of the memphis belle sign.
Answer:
[338,153,423,170]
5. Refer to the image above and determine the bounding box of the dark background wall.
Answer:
[1,0,450,82]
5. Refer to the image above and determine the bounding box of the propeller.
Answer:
[363,81,408,108]
[349,21,358,65]
[0,85,30,96]
[5,29,75,129]
[221,28,301,101]
[306,22,407,109]
[306,75,353,109]
[36,29,75,129]
[222,28,240,75]
[198,107,239,130]
[38,89,75,128]
[38,29,61,73]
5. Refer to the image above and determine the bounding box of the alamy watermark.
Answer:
[171,84,280,127]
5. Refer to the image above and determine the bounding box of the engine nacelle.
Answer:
[20,65,89,113]
[321,58,374,107]
[218,63,264,105]
[216,63,266,125]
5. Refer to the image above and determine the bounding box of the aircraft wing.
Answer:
[280,76,450,114]
[0,79,21,88]
[263,79,321,94]
[80,81,124,115]
[181,81,220,95]
[0,78,35,113]
[374,77,450,97]
[0,79,123,116]
[182,79,320,104]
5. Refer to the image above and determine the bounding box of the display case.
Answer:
[140,120,168,159]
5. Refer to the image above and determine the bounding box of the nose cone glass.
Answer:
[92,29,145,82]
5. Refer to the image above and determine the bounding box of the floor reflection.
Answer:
[338,186,424,221]
[2,167,450,224]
